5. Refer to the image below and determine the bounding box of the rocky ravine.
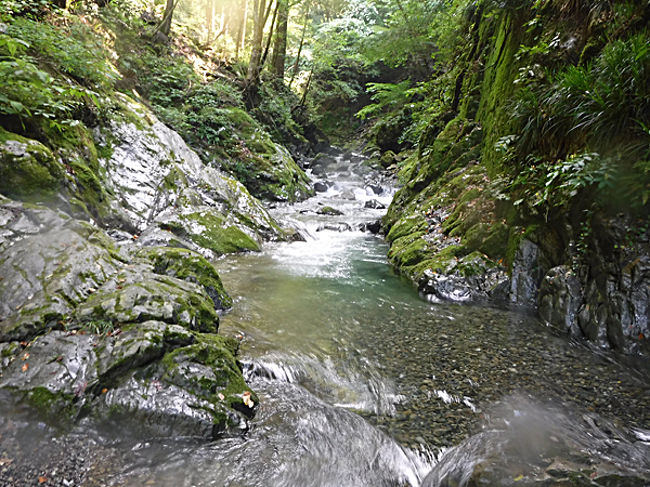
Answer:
[0,93,305,437]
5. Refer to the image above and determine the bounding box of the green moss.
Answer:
[388,232,428,267]
[138,247,233,309]
[25,386,75,420]
[475,10,528,174]
[386,213,427,242]
[0,128,64,200]
[181,212,261,255]
[463,222,510,260]
[405,245,465,279]
[317,206,344,216]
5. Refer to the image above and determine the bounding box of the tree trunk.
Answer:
[235,0,249,60]
[260,1,279,70]
[246,0,266,86]
[299,68,313,106]
[206,0,214,44]
[270,0,289,79]
[289,3,309,87]
[159,0,177,37]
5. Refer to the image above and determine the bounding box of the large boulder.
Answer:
[0,198,253,437]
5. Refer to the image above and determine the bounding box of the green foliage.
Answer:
[5,17,116,89]
[135,51,199,106]
[0,14,113,129]
[0,51,97,128]
[508,32,650,210]
[356,81,411,120]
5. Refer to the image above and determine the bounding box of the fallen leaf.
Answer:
[242,391,254,408]
[101,388,108,394]
[21,363,29,372]
[513,474,524,481]
[217,393,225,401]
[38,476,47,484]
[22,352,30,360]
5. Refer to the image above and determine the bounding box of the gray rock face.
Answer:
[509,216,649,354]
[96,94,284,257]
[0,198,253,437]
[510,239,543,309]
[0,199,123,341]
[419,253,509,304]
[538,265,583,336]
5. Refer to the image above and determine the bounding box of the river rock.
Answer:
[360,220,382,234]
[364,199,386,209]
[316,223,353,232]
[317,206,344,216]
[418,252,509,303]
[313,181,329,193]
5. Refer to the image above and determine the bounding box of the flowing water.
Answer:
[2,153,650,486]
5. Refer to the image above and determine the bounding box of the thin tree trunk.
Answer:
[299,68,313,106]
[289,4,309,87]
[270,0,288,79]
[246,0,266,86]
[206,0,214,44]
[158,0,178,37]
[260,1,279,70]
[235,0,249,60]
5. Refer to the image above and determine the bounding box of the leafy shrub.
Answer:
[0,42,98,128]
[5,17,116,89]
[508,32,650,210]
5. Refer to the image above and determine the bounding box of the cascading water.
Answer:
[0,151,648,486]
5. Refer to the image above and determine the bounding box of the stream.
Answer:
[2,153,650,486]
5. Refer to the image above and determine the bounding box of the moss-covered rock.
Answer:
[137,246,233,310]
[76,266,219,333]
[216,108,313,202]
[0,128,64,200]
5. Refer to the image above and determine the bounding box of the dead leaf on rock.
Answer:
[242,391,254,408]
[21,363,29,372]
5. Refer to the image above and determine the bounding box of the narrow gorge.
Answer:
[0,0,648,486]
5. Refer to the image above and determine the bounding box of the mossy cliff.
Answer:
[383,2,650,354]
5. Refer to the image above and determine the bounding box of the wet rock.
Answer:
[316,223,353,232]
[366,184,384,196]
[418,252,509,303]
[0,128,65,201]
[360,220,382,234]
[317,206,344,216]
[0,197,256,437]
[0,322,254,438]
[136,246,232,310]
[0,200,123,342]
[538,265,583,336]
[364,199,386,210]
[510,239,544,309]
[97,94,285,248]
[313,181,329,193]
[75,265,219,333]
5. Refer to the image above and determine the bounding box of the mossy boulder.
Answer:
[0,128,64,200]
[137,246,233,310]
[75,265,219,333]
[463,222,510,260]
[217,108,313,202]
[0,321,255,438]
